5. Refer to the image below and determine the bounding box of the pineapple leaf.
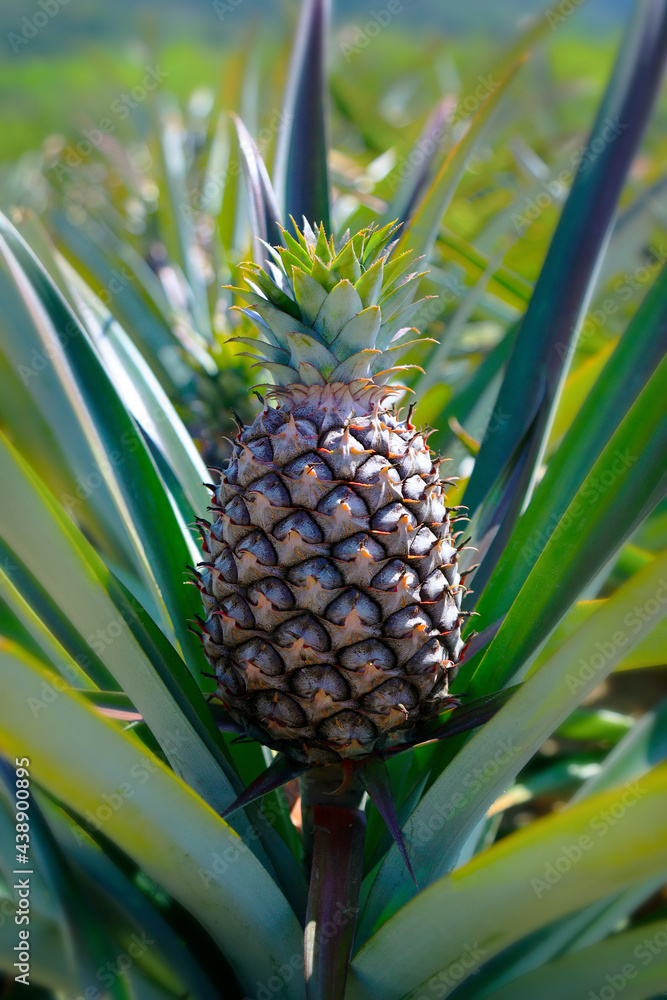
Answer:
[298,361,327,386]
[156,110,213,342]
[382,96,456,229]
[315,222,332,263]
[469,354,667,695]
[0,539,117,691]
[231,113,283,264]
[474,262,667,621]
[393,59,524,263]
[41,797,222,1000]
[569,698,667,805]
[355,256,385,308]
[360,758,418,887]
[0,759,133,1000]
[331,239,362,283]
[251,300,315,344]
[0,645,306,997]
[328,349,381,383]
[354,759,667,1000]
[310,253,337,290]
[329,306,382,361]
[0,435,309,902]
[463,0,667,551]
[221,753,309,819]
[361,222,401,264]
[370,338,436,376]
[64,268,210,518]
[532,599,667,675]
[243,265,301,318]
[257,361,301,385]
[292,266,329,324]
[274,0,331,231]
[0,219,204,656]
[481,917,667,1000]
[49,213,196,388]
[282,228,315,269]
[313,279,364,343]
[377,300,428,349]
[285,332,338,379]
[228,336,292,366]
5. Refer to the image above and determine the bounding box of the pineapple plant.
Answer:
[0,1,667,999]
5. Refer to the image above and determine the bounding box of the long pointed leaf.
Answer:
[275,0,331,229]
[0,645,305,1000]
[474,260,667,627]
[463,0,667,557]
[470,355,667,695]
[232,113,284,262]
[360,759,417,886]
[0,213,205,672]
[483,917,667,1000]
[351,761,667,1000]
[222,754,309,819]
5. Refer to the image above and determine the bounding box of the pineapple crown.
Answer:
[228,220,432,389]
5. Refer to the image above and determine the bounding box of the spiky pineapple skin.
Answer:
[198,380,465,763]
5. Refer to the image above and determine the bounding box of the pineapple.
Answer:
[196,221,466,763]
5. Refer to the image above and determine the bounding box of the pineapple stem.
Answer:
[300,765,366,1000]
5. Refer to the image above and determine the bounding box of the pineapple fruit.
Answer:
[196,222,466,763]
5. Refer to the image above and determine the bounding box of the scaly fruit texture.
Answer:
[195,222,468,763]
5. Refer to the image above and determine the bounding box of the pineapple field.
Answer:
[0,0,666,998]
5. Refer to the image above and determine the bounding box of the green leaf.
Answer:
[381,97,456,230]
[293,266,329,324]
[232,113,284,263]
[64,267,210,519]
[474,261,667,627]
[463,1,667,566]
[331,239,362,283]
[351,761,667,1000]
[531,599,667,675]
[0,555,102,689]
[0,910,71,991]
[0,214,208,671]
[556,706,633,743]
[0,645,305,1000]
[435,230,532,311]
[482,917,667,1000]
[470,356,667,694]
[330,307,381,361]
[0,762,132,1000]
[41,799,221,1000]
[0,433,308,901]
[0,232,157,608]
[313,279,364,343]
[355,257,385,309]
[570,698,667,804]
[275,0,331,230]
[0,436,240,799]
[285,332,338,378]
[50,211,198,388]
